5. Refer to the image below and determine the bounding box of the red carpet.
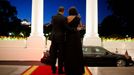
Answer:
[21,65,92,75]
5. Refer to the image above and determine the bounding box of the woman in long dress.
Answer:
[64,7,84,75]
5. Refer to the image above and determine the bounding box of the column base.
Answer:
[26,36,46,50]
[83,35,101,46]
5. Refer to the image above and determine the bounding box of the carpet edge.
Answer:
[21,66,38,75]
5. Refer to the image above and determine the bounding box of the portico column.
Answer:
[83,0,101,46]
[31,0,44,36]
[27,0,45,49]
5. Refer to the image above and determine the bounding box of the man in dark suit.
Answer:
[49,6,66,74]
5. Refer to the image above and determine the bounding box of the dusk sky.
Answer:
[9,0,112,25]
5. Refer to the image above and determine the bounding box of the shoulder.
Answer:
[67,16,75,23]
[51,14,60,19]
[52,14,59,17]
[67,16,75,19]
[52,15,56,19]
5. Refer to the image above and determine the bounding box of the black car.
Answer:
[83,46,134,67]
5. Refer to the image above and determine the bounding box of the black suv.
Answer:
[83,46,134,67]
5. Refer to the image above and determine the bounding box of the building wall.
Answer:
[103,41,134,60]
[0,40,43,61]
[0,40,134,60]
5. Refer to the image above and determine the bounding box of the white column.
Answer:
[27,0,45,50]
[31,0,44,36]
[83,0,101,46]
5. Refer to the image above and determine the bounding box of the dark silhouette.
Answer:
[64,7,84,75]
[0,0,22,36]
[107,0,134,37]
[49,7,66,74]
[100,15,124,37]
[21,19,31,37]
[43,23,52,40]
[10,16,22,36]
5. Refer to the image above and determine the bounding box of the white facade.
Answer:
[1,0,134,61]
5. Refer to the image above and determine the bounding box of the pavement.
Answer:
[0,65,30,75]
[0,61,134,75]
[89,67,134,75]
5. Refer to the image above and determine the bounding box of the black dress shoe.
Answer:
[52,70,56,74]
[52,66,56,74]
[58,70,65,74]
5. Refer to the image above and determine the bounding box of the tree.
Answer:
[10,16,22,36]
[0,0,21,36]
[107,0,134,37]
[43,23,52,39]
[100,15,125,37]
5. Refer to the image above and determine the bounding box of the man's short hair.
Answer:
[58,6,64,12]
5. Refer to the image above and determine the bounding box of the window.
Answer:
[92,47,106,54]
[83,47,92,54]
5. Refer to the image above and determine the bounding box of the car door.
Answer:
[94,47,117,66]
[101,53,117,66]
[83,47,97,65]
[92,47,106,65]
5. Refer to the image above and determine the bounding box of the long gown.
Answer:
[64,16,84,75]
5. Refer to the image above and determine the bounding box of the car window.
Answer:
[92,47,106,54]
[82,47,92,54]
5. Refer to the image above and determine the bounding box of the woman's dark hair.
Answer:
[68,7,78,15]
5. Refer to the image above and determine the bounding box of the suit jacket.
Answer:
[51,13,67,43]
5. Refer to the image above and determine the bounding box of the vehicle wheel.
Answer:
[116,59,126,67]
